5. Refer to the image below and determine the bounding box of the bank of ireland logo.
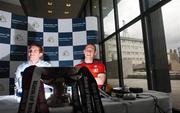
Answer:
[62,50,70,57]
[32,21,40,29]
[0,15,7,22]
[15,34,24,42]
[93,65,98,73]
[47,36,54,43]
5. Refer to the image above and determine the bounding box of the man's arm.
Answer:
[15,65,24,95]
[95,73,106,86]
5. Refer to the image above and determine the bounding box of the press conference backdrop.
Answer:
[0,10,99,95]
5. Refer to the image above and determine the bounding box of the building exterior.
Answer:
[168,49,180,71]
[105,37,145,65]
[105,37,145,78]
[105,37,180,77]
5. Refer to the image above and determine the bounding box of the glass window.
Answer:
[117,0,140,28]
[162,0,180,110]
[102,0,115,38]
[120,21,147,90]
[105,36,119,87]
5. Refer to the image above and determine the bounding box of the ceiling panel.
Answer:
[0,0,20,6]
[20,0,85,19]
[0,0,84,19]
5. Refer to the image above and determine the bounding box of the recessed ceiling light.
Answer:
[93,6,97,8]
[103,7,107,10]
[48,10,53,13]
[64,11,69,14]
[66,3,71,7]
[48,2,53,5]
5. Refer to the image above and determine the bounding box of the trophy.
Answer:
[46,77,71,107]
[42,67,79,107]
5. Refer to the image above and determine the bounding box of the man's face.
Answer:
[84,45,96,59]
[28,45,43,61]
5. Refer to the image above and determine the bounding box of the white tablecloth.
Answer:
[102,91,172,113]
[0,90,172,113]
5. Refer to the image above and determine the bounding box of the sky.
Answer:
[162,0,180,49]
[103,0,180,50]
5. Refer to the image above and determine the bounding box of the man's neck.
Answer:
[29,60,40,65]
[84,58,93,63]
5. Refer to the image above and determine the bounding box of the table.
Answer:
[102,90,172,113]
[0,90,172,113]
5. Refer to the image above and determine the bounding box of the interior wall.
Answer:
[0,1,24,15]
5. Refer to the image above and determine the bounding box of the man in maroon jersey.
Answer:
[76,43,106,89]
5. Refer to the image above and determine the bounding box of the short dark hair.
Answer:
[28,43,43,53]
[85,43,96,51]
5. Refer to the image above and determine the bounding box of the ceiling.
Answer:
[0,0,20,5]
[0,0,85,19]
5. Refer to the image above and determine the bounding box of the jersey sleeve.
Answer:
[98,63,106,73]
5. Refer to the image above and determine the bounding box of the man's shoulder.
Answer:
[93,59,104,64]
[17,61,29,68]
[75,61,85,67]
[93,60,105,68]
[38,60,51,67]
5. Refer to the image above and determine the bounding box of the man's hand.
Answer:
[95,73,106,85]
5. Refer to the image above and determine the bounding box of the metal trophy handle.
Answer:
[72,67,105,113]
[18,66,104,113]
[41,67,80,107]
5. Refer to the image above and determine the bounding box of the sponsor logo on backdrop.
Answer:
[47,36,54,43]
[62,50,70,57]
[15,34,24,42]
[32,21,40,29]
[0,15,6,22]
[0,32,10,38]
